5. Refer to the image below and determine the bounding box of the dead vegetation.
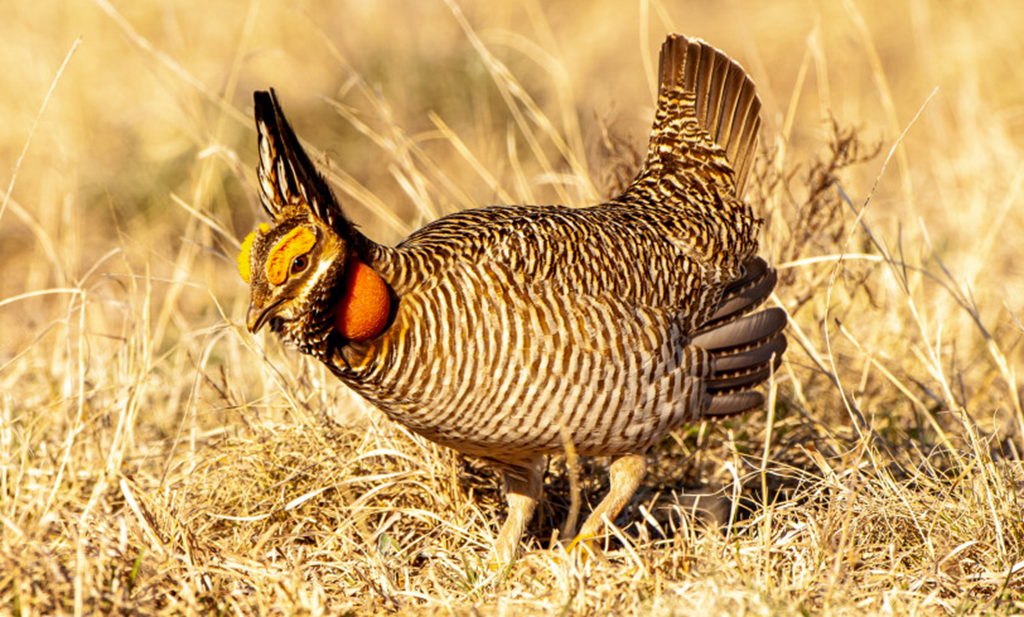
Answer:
[2,0,1024,614]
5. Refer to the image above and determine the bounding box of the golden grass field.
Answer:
[3,0,1024,614]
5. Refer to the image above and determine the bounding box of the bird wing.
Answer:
[397,203,721,319]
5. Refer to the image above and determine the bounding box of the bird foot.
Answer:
[564,531,593,554]
[562,531,608,565]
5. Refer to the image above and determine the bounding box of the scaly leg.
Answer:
[491,454,545,565]
[571,453,647,548]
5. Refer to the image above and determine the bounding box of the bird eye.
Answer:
[290,255,309,275]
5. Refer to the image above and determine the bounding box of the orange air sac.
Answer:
[335,260,390,341]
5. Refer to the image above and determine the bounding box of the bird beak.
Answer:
[247,301,274,333]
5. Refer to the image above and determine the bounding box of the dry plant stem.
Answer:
[0,39,80,228]
[823,89,937,467]
[842,0,917,223]
[558,423,582,543]
[443,0,598,206]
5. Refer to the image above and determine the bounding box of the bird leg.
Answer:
[491,454,545,565]
[570,453,648,549]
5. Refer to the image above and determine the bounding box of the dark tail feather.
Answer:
[706,391,765,417]
[698,312,786,417]
[706,335,786,394]
[693,258,787,418]
[692,307,786,353]
[700,257,777,330]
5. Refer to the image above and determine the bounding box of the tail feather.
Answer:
[692,307,786,353]
[700,324,786,418]
[655,34,762,194]
[702,257,777,328]
[707,345,784,394]
[712,334,787,375]
[692,259,787,419]
[700,308,786,395]
[705,391,764,417]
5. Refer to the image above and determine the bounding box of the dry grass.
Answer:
[3,0,1024,614]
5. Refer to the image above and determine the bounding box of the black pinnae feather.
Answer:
[253,89,346,230]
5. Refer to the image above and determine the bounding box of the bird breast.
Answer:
[337,240,719,462]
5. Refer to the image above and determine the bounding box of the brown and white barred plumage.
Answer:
[242,34,787,562]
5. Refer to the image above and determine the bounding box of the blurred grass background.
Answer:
[2,0,1024,614]
[4,0,1023,331]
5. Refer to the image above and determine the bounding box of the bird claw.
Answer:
[564,532,593,554]
[562,531,608,564]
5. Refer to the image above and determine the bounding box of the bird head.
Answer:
[238,90,390,349]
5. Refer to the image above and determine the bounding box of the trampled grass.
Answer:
[2,0,1023,614]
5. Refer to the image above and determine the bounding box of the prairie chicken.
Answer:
[239,34,786,562]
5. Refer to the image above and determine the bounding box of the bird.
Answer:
[238,33,787,563]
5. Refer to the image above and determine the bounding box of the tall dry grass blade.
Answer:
[822,89,938,468]
[92,0,249,126]
[0,38,80,228]
[842,0,918,223]
[443,0,597,206]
